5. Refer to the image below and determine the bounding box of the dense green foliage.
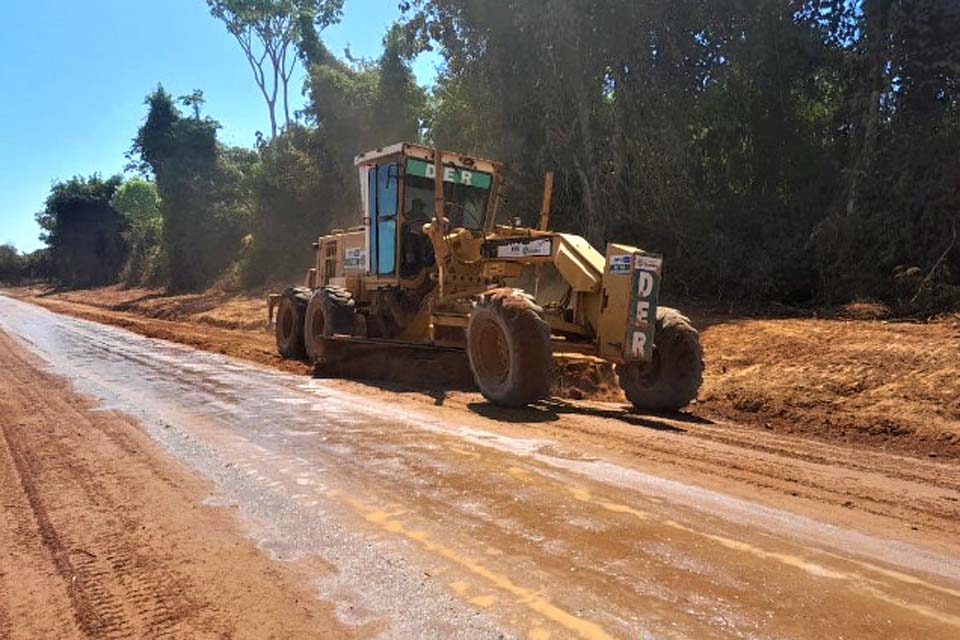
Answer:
[241,21,425,285]
[111,178,164,284]
[0,245,49,285]
[34,174,126,286]
[403,0,960,311]
[22,0,960,314]
[130,87,258,290]
[0,244,20,283]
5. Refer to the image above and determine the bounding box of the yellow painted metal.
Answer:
[274,141,667,366]
[553,234,604,293]
[315,229,365,286]
[596,243,640,362]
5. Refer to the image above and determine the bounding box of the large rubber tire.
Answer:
[467,288,553,407]
[304,286,356,362]
[275,287,310,359]
[617,306,703,412]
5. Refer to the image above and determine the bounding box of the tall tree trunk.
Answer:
[267,98,278,139]
[845,0,894,218]
[283,77,291,129]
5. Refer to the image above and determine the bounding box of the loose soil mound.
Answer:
[35,283,271,330]
[834,300,893,320]
[697,316,960,458]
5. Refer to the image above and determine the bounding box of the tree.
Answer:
[21,1,958,312]
[0,244,25,284]
[130,87,259,290]
[35,174,126,286]
[242,124,330,283]
[111,178,164,284]
[23,248,51,281]
[401,0,960,308]
[372,23,426,143]
[207,0,344,138]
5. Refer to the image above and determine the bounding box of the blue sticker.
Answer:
[609,254,632,274]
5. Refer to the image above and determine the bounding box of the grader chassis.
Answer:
[270,143,702,410]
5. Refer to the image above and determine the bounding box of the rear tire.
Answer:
[617,306,703,412]
[467,288,553,407]
[275,287,310,359]
[304,286,356,362]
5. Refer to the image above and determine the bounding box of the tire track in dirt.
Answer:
[0,541,11,640]
[543,425,960,535]
[0,422,123,638]
[540,399,960,490]
[2,419,196,639]
[0,330,356,640]
[688,420,960,489]
[0,338,191,636]
[0,403,83,640]
[411,395,960,548]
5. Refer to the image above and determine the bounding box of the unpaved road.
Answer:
[12,283,960,459]
[1,295,959,639]
[0,317,356,638]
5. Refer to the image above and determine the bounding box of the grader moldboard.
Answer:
[269,143,703,410]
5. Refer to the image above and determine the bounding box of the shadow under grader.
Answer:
[466,402,561,423]
[467,399,696,433]
[313,341,477,391]
[311,339,710,432]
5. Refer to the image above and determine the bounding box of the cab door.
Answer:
[367,163,399,277]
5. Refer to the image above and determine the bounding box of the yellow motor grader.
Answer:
[269,143,702,410]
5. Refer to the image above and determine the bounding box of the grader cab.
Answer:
[270,142,702,410]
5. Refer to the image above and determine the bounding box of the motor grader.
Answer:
[269,143,702,410]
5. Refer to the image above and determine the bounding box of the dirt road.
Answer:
[0,324,356,638]
[1,294,959,638]
[10,284,960,459]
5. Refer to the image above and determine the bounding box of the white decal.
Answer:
[496,239,552,258]
[637,270,655,297]
[636,255,663,271]
[631,332,647,358]
[636,299,651,323]
[344,247,366,270]
[609,254,632,274]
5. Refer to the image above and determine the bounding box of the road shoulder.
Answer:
[0,328,361,640]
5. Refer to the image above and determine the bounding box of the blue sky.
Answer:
[0,0,440,252]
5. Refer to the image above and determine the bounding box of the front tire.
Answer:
[467,288,553,407]
[304,286,356,362]
[617,306,703,412]
[275,287,310,359]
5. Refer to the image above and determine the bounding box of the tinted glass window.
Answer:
[367,169,377,273]
[404,159,491,231]
[376,164,398,275]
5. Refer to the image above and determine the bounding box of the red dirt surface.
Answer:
[6,284,959,459]
[0,330,362,640]
[699,314,960,458]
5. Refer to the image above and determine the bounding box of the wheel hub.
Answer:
[475,320,510,384]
